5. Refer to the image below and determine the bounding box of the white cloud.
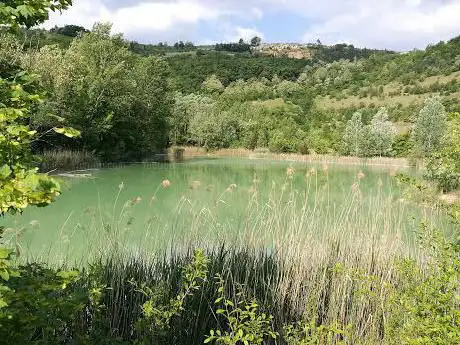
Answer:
[301,0,460,50]
[44,0,221,37]
[227,26,265,42]
[43,0,460,50]
[251,7,264,20]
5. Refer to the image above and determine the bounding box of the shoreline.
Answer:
[182,147,412,168]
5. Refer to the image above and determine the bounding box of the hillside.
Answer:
[4,24,460,159]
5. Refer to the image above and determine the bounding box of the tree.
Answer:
[343,111,364,156]
[359,107,396,157]
[1,0,78,216]
[202,74,224,94]
[0,0,77,315]
[31,23,172,160]
[170,93,201,145]
[250,36,262,47]
[412,97,447,158]
[425,113,460,191]
[50,24,88,37]
[188,96,225,149]
[0,0,72,29]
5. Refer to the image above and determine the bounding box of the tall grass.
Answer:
[13,167,447,343]
[183,147,410,168]
[53,173,443,343]
[40,149,100,172]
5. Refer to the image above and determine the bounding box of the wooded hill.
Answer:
[3,24,460,162]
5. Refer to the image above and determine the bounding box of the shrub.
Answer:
[387,225,460,344]
[425,113,460,192]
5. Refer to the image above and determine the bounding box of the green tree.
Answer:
[425,112,460,191]
[343,111,364,156]
[361,107,395,157]
[202,74,224,94]
[412,97,447,158]
[250,36,262,47]
[368,107,396,156]
[0,1,79,216]
[31,23,171,160]
[0,0,79,317]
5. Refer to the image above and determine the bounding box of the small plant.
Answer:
[386,223,460,345]
[204,274,278,345]
[283,318,351,345]
[135,249,209,339]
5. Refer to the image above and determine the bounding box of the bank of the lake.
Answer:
[182,147,411,168]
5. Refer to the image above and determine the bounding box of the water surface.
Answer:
[2,157,446,263]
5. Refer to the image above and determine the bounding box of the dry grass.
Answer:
[73,172,440,343]
[316,71,460,111]
[183,147,410,168]
[40,149,99,172]
[17,166,447,343]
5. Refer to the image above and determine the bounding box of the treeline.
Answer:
[129,40,197,56]
[3,22,460,165]
[313,43,394,63]
[167,51,308,93]
[215,39,252,53]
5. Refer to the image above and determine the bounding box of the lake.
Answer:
[2,157,448,264]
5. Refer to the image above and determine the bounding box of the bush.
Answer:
[425,113,460,192]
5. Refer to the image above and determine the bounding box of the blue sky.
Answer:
[44,0,460,51]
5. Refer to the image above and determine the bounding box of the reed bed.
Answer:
[42,174,439,343]
[183,147,411,168]
[13,167,446,344]
[40,149,100,171]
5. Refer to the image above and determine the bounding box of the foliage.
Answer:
[0,0,71,29]
[425,112,460,191]
[387,224,460,345]
[135,249,209,342]
[250,36,262,47]
[26,23,172,161]
[215,40,251,53]
[342,111,364,156]
[204,274,278,345]
[0,71,79,215]
[0,264,87,344]
[167,51,308,93]
[49,24,88,37]
[283,318,350,345]
[342,107,395,157]
[202,74,225,94]
[364,107,396,156]
[411,97,448,158]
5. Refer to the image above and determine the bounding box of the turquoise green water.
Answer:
[1,157,448,263]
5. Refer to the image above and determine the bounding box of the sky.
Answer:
[44,0,460,51]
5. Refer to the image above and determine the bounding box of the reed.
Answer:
[182,147,411,168]
[40,149,100,172]
[15,169,448,344]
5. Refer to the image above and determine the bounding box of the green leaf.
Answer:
[0,269,10,281]
[53,127,81,138]
[0,165,11,179]
[0,247,11,259]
